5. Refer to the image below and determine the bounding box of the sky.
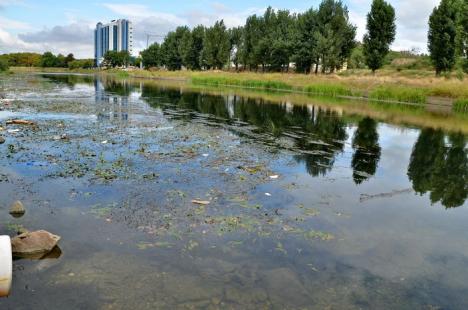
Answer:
[0,0,440,58]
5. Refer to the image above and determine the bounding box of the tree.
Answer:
[104,51,130,67]
[68,59,94,70]
[241,15,263,70]
[202,20,230,70]
[348,45,366,69]
[293,9,318,73]
[56,54,66,67]
[428,0,458,75]
[65,53,75,66]
[140,43,162,68]
[40,52,58,67]
[315,0,356,73]
[181,25,205,70]
[0,57,9,72]
[363,0,396,73]
[229,26,243,71]
[457,0,468,72]
[161,26,189,70]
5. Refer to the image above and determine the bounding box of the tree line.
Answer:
[139,0,468,76]
[0,52,94,69]
[141,0,359,74]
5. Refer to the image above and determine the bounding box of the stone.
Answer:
[9,200,25,217]
[11,230,61,258]
[0,136,5,144]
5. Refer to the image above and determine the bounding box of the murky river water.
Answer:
[0,73,467,309]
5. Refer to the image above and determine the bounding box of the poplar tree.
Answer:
[363,0,396,73]
[201,20,230,70]
[428,0,458,75]
[180,25,205,70]
[458,0,468,72]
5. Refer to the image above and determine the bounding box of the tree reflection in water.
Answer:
[45,75,467,209]
[351,117,381,184]
[408,129,467,208]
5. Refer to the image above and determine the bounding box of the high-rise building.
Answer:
[94,19,133,66]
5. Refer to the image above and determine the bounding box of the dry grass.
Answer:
[11,66,468,104]
[126,69,468,100]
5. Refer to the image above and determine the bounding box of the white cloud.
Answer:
[0,20,94,58]
[0,16,31,30]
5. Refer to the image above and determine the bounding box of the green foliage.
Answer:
[161,26,189,70]
[303,84,353,96]
[68,59,94,70]
[1,52,81,68]
[140,43,162,69]
[0,57,9,72]
[229,26,243,70]
[139,2,357,73]
[181,25,205,70]
[103,50,131,68]
[428,0,458,74]
[1,52,42,67]
[202,20,230,69]
[457,0,468,72]
[369,86,427,103]
[453,98,468,112]
[40,52,59,67]
[293,9,318,73]
[191,76,293,91]
[348,45,366,69]
[65,53,75,66]
[363,0,396,72]
[315,0,356,73]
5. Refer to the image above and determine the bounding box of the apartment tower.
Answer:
[94,19,133,66]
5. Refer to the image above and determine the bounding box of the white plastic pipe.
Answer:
[0,236,12,297]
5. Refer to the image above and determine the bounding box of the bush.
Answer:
[0,58,9,72]
[68,59,94,70]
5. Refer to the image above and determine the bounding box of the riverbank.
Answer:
[9,67,468,112]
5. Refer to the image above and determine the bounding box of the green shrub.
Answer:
[0,57,9,72]
[68,59,94,70]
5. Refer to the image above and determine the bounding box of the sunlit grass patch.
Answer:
[453,99,468,113]
[369,86,427,104]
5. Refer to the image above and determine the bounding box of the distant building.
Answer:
[94,19,133,66]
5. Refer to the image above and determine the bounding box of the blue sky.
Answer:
[0,0,440,58]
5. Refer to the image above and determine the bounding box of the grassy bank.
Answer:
[123,69,468,107]
[10,67,468,110]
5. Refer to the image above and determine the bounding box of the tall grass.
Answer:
[303,83,355,97]
[453,99,468,113]
[369,86,427,104]
[191,76,293,91]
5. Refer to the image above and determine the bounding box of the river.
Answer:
[0,73,467,309]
